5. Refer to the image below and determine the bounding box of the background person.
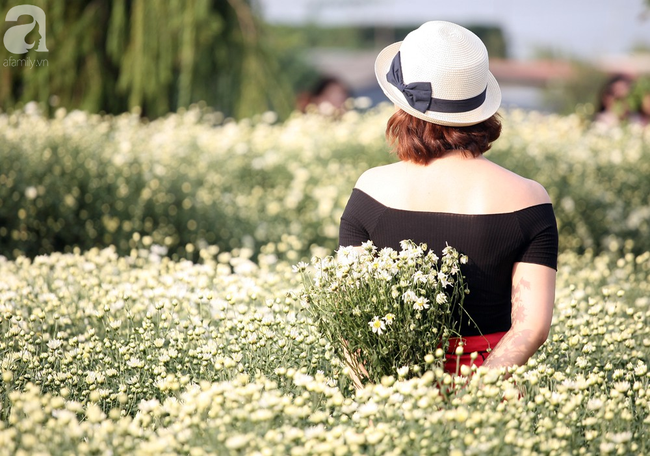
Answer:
[296,76,350,115]
[594,73,634,126]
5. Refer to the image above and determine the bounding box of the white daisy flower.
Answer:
[413,296,430,311]
[402,290,418,303]
[369,316,386,335]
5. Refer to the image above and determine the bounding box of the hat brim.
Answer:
[375,42,502,127]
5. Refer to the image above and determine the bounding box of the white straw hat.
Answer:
[375,21,501,126]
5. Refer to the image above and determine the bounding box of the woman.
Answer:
[594,74,634,127]
[338,21,558,374]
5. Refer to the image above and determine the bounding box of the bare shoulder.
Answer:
[354,163,401,193]
[521,177,552,205]
[489,162,551,207]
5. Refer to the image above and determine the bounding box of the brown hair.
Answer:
[385,109,502,165]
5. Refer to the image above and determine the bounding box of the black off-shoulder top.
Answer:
[339,188,559,336]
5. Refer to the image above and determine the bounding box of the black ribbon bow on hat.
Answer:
[386,52,432,113]
[386,51,488,114]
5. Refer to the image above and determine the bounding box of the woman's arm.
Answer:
[482,262,556,370]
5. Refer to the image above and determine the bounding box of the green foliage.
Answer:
[628,75,650,113]
[263,25,322,95]
[540,60,610,116]
[0,0,293,119]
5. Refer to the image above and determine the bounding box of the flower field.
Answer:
[2,104,650,259]
[1,105,650,454]
[0,246,649,455]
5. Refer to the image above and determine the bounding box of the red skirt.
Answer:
[444,331,507,374]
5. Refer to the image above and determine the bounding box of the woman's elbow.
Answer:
[510,320,551,352]
[531,323,551,350]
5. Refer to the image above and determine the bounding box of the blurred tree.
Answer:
[541,61,609,117]
[0,0,293,119]
[269,24,508,58]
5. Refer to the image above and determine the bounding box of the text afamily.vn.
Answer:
[3,57,49,68]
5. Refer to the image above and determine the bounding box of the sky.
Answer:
[256,0,650,61]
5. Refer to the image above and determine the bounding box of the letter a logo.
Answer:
[4,5,48,54]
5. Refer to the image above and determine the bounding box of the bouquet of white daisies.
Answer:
[296,240,470,385]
